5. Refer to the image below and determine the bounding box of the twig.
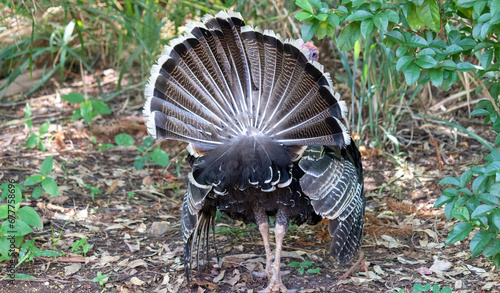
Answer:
[429,135,444,172]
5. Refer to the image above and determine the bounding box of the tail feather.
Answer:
[144,10,350,154]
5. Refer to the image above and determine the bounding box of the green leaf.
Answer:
[406,3,425,30]
[32,186,43,199]
[445,222,474,245]
[115,133,135,146]
[2,219,33,236]
[407,35,428,48]
[32,250,62,257]
[471,204,495,219]
[25,134,38,148]
[38,121,50,135]
[415,55,437,69]
[40,156,53,176]
[314,13,328,21]
[317,21,328,39]
[11,274,37,280]
[492,209,500,231]
[385,31,405,44]
[417,48,436,56]
[434,195,453,207]
[298,267,304,275]
[42,177,58,197]
[345,10,373,21]
[444,44,463,56]
[456,0,476,8]
[477,193,500,206]
[38,141,46,152]
[326,13,340,28]
[403,62,420,85]
[452,206,470,221]
[24,175,44,186]
[396,56,414,71]
[360,19,374,38]
[384,10,399,23]
[306,267,321,274]
[439,60,457,70]
[62,92,85,104]
[301,20,319,42]
[296,10,314,21]
[151,148,169,167]
[429,68,443,87]
[396,45,408,58]
[373,13,388,34]
[336,22,361,51]
[457,62,476,72]
[91,100,111,114]
[296,0,314,14]
[25,103,32,118]
[416,0,440,32]
[470,230,494,258]
[439,177,461,187]
[0,205,8,219]
[459,170,473,188]
[17,206,42,228]
[301,260,314,267]
[483,238,500,258]
[288,261,301,267]
[80,100,93,123]
[134,157,146,171]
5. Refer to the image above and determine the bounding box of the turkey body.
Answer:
[143,10,365,292]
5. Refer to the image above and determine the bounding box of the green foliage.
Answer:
[435,100,500,268]
[83,184,102,201]
[24,157,59,198]
[25,117,51,151]
[92,271,109,287]
[63,93,111,124]
[393,283,452,293]
[1,0,235,101]
[71,237,91,256]
[288,260,321,275]
[295,0,500,87]
[0,182,59,274]
[115,135,169,171]
[295,0,500,149]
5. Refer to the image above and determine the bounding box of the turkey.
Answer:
[143,10,365,292]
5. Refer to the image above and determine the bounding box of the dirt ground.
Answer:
[0,80,499,293]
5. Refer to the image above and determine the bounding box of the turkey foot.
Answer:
[338,251,370,281]
[259,222,289,293]
[253,209,273,279]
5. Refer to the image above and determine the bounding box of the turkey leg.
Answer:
[261,221,288,293]
[254,208,272,278]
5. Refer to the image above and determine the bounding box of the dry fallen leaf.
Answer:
[64,263,82,276]
[130,276,145,285]
[214,270,225,283]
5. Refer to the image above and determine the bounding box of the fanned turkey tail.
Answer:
[143,10,364,284]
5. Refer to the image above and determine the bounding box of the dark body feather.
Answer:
[144,10,365,290]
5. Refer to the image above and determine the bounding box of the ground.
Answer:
[0,77,499,293]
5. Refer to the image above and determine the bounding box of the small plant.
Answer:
[126,191,136,199]
[24,103,32,131]
[435,100,500,268]
[25,120,51,151]
[115,134,169,170]
[83,184,102,201]
[92,271,109,287]
[24,157,59,198]
[392,283,452,293]
[63,92,111,124]
[0,182,61,279]
[288,260,320,275]
[71,237,91,257]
